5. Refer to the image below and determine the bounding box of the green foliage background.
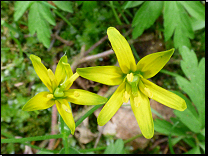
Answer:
[1,1,205,154]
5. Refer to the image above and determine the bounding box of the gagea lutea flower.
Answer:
[77,27,187,139]
[22,55,107,135]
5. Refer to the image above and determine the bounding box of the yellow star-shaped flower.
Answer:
[22,55,107,135]
[77,27,187,139]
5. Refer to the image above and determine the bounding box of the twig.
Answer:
[47,13,71,51]
[71,45,86,72]
[79,49,114,64]
[94,125,106,148]
[51,34,74,47]
[149,137,168,151]
[84,35,108,56]
[47,57,58,150]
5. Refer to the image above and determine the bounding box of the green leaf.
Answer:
[199,141,205,153]
[82,1,97,13]
[164,2,194,49]
[182,138,196,148]
[190,17,205,31]
[171,136,183,146]
[123,1,144,9]
[53,1,73,13]
[104,139,124,154]
[28,2,51,48]
[39,2,56,26]
[176,46,205,128]
[171,91,201,133]
[14,1,32,21]
[185,145,201,154]
[154,119,186,136]
[114,139,124,154]
[59,147,80,154]
[132,1,163,39]
[179,1,205,21]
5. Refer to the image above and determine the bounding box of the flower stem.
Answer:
[60,115,69,154]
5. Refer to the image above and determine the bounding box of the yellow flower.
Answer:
[22,55,107,135]
[77,27,187,139]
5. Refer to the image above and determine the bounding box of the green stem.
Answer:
[54,10,72,27]
[160,69,181,77]
[109,1,122,25]
[123,133,143,144]
[9,31,23,58]
[76,104,103,127]
[79,133,143,153]
[60,115,69,154]
[1,134,62,143]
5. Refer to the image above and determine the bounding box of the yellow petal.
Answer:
[47,69,58,92]
[136,49,174,79]
[55,99,75,135]
[65,89,107,105]
[130,91,154,139]
[55,55,73,85]
[30,55,52,92]
[141,78,187,111]
[97,81,126,126]
[22,92,55,111]
[107,27,136,74]
[77,66,124,85]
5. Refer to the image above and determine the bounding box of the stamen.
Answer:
[74,91,80,97]
[127,73,134,82]
[122,91,130,103]
[47,94,54,99]
[144,87,153,98]
[134,96,140,107]
[62,104,71,114]
[47,69,56,81]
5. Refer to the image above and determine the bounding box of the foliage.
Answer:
[154,47,205,154]
[1,1,205,154]
[124,1,205,51]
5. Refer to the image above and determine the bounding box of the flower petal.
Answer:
[107,27,137,74]
[141,78,187,111]
[55,55,73,85]
[136,48,174,79]
[130,91,154,139]
[22,92,54,111]
[65,89,107,105]
[30,55,52,92]
[77,66,124,85]
[55,99,75,135]
[97,81,126,126]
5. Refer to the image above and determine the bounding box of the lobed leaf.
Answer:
[53,1,73,13]
[14,1,32,21]
[176,46,205,129]
[123,1,144,9]
[164,2,194,49]
[132,1,163,39]
[28,2,51,48]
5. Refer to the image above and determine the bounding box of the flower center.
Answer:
[126,72,140,96]
[54,87,65,98]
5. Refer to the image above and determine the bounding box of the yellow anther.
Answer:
[122,91,130,103]
[62,104,71,114]
[134,96,140,107]
[74,91,80,97]
[127,73,134,82]
[144,87,153,98]
[47,94,54,99]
